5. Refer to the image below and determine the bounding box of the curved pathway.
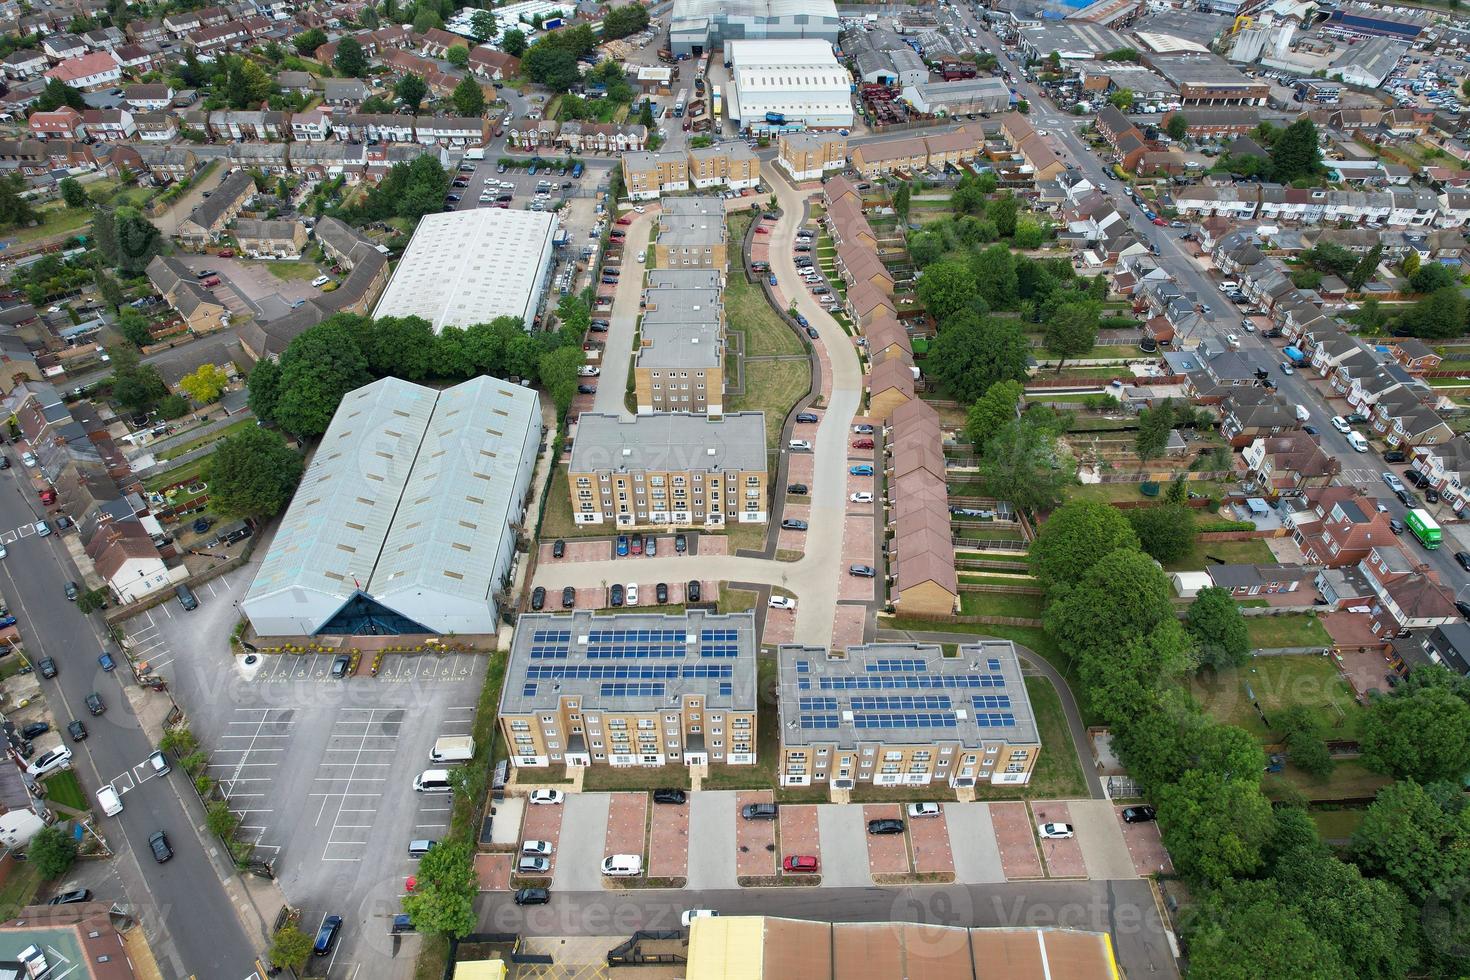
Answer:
[537,173,865,648]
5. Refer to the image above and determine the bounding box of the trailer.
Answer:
[674,88,688,117]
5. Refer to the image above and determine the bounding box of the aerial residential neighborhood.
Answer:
[0,0,1466,975]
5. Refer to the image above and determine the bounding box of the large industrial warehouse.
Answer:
[669,0,839,56]
[240,376,541,638]
[372,207,558,332]
[726,39,854,131]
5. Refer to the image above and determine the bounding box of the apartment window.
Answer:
[541,716,554,723]
[883,751,903,762]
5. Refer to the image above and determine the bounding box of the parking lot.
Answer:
[168,252,325,321]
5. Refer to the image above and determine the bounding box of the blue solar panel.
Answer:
[522,683,537,696]
[975,713,1016,727]
[699,645,740,658]
[799,696,839,710]
[799,714,840,729]
[599,682,666,697]
[798,677,811,690]
[868,658,926,672]
[796,661,810,673]
[719,682,733,696]
[974,695,1012,709]
[987,658,1002,670]
[682,664,734,678]
[533,629,572,642]
[851,695,951,710]
[853,712,958,729]
[529,647,570,659]
[587,643,685,660]
[527,665,680,679]
[819,674,1004,690]
[701,629,739,642]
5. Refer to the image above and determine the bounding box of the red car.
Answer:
[39,488,56,504]
[783,855,819,873]
[1152,217,1166,226]
[754,226,769,235]
[200,276,221,287]
[616,217,633,226]
[217,248,235,258]
[852,439,874,449]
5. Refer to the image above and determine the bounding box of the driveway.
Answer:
[553,793,610,892]
[593,207,656,415]
[687,790,737,889]
[946,804,1005,884]
[812,805,867,886]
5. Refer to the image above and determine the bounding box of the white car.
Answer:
[633,206,646,214]
[1038,822,1074,840]
[0,545,6,559]
[521,840,554,856]
[788,439,812,452]
[26,746,72,778]
[681,909,719,927]
[97,784,123,817]
[625,583,639,606]
[20,452,36,467]
[637,251,646,263]
[768,595,796,610]
[527,789,565,805]
[311,275,330,288]
[578,366,600,377]
[907,802,941,818]
[850,492,874,503]
[1331,415,1352,435]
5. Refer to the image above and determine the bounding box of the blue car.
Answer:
[98,651,115,672]
[849,465,873,476]
[795,314,809,328]
[616,535,629,557]
[768,275,778,286]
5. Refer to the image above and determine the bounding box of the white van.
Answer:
[413,769,454,793]
[1347,431,1369,453]
[96,785,122,816]
[465,147,485,161]
[430,736,475,763]
[1294,404,1311,422]
[601,854,643,877]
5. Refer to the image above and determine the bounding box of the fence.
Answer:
[895,611,1044,628]
[958,582,1044,595]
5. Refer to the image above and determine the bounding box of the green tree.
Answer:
[1046,548,1174,654]
[412,8,443,32]
[501,28,527,57]
[522,43,580,92]
[1165,113,1188,141]
[916,259,979,321]
[207,426,304,520]
[111,355,169,413]
[470,9,498,41]
[601,2,650,38]
[907,230,945,268]
[1184,879,1347,980]
[963,379,1023,450]
[451,75,485,117]
[1011,217,1044,249]
[395,73,428,113]
[445,44,469,69]
[76,587,108,614]
[59,177,87,209]
[1043,299,1099,373]
[268,925,312,971]
[893,181,911,223]
[1127,504,1195,564]
[1029,500,1139,595]
[403,840,477,937]
[334,37,369,77]
[1352,779,1470,903]
[1347,243,1382,292]
[1397,285,1469,340]
[1183,586,1250,670]
[1270,117,1323,183]
[93,206,162,275]
[247,357,282,422]
[273,315,373,436]
[157,393,189,420]
[1276,704,1334,779]
[1134,398,1175,462]
[1402,250,1422,279]
[0,173,36,231]
[1409,261,1457,294]
[639,100,655,129]
[205,800,240,837]
[971,244,1018,309]
[433,325,476,378]
[1107,88,1134,111]
[1158,770,1273,884]
[220,55,271,109]
[27,827,78,878]
[926,314,1029,403]
[179,363,229,403]
[987,194,1019,238]
[294,28,327,54]
[976,409,1075,515]
[363,315,436,379]
[1360,683,1470,783]
[36,78,85,112]
[116,306,153,348]
[539,345,583,418]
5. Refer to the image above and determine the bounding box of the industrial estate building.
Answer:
[901,77,1013,116]
[655,196,730,269]
[774,641,1040,788]
[636,270,726,415]
[726,39,855,131]
[240,376,541,637]
[500,610,759,768]
[668,0,839,57]
[371,207,557,331]
[567,412,768,527]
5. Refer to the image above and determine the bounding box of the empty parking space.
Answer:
[1115,806,1173,877]
[947,803,1004,883]
[831,603,868,652]
[1069,799,1137,880]
[1033,802,1086,878]
[779,804,821,877]
[862,804,910,876]
[553,793,610,892]
[372,655,477,685]
[475,852,515,892]
[313,707,402,862]
[761,606,797,646]
[211,707,294,858]
[648,797,690,879]
[786,453,815,487]
[735,791,776,878]
[990,802,1044,880]
[603,792,648,867]
[814,805,868,887]
[688,790,737,889]
[909,805,955,875]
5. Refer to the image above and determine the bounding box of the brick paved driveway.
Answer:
[862,804,910,876]
[909,805,955,875]
[990,802,1043,879]
[735,791,776,877]
[474,852,513,892]
[1033,801,1086,878]
[779,804,821,876]
[648,796,690,878]
[604,792,648,867]
[1116,805,1173,877]
[521,796,566,877]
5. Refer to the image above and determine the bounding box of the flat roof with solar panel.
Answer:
[776,642,1039,749]
[502,610,758,714]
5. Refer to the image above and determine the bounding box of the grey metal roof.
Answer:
[569,412,766,474]
[500,610,759,714]
[776,642,1040,749]
[658,196,728,250]
[639,283,723,370]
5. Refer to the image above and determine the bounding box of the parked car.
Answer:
[67,720,87,741]
[148,830,174,863]
[85,693,104,716]
[552,539,565,559]
[787,483,809,495]
[850,492,874,503]
[780,519,808,531]
[849,465,874,476]
[674,534,687,553]
[852,439,874,449]
[866,818,905,835]
[796,412,819,424]
[616,535,630,557]
[19,722,48,740]
[1331,415,1353,435]
[1456,551,1470,573]
[313,914,342,955]
[1038,823,1074,839]
[849,564,876,578]
[610,583,625,607]
[853,424,875,434]
[741,802,778,819]
[530,587,546,611]
[907,802,941,818]
[514,887,550,905]
[687,580,701,603]
[654,788,687,805]
[98,651,115,672]
[769,595,796,610]
[655,582,668,604]
[631,533,644,555]
[26,746,71,777]
[38,658,57,679]
[782,854,819,872]
[562,586,576,609]
[528,789,565,805]
[1121,805,1157,823]
[625,583,639,606]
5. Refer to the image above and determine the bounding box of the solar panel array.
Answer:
[851,695,952,710]
[987,658,1002,670]
[600,682,667,697]
[529,628,572,660]
[587,628,687,660]
[799,714,840,729]
[799,696,839,710]
[868,658,926,672]
[854,712,959,729]
[975,713,1016,727]
[699,628,740,659]
[525,663,735,680]
[719,682,733,696]
[817,674,1006,690]
[974,694,1012,709]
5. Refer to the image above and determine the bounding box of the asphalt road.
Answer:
[477,879,1178,979]
[0,451,261,978]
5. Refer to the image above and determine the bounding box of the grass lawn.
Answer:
[725,237,803,357]
[0,860,40,921]
[1191,654,1362,742]
[1309,808,1364,841]
[717,588,758,614]
[958,591,1044,619]
[1014,676,1087,799]
[1065,482,1158,505]
[729,359,810,451]
[958,573,1039,587]
[6,204,92,245]
[143,456,210,495]
[702,658,779,792]
[1163,536,1276,573]
[582,763,691,792]
[43,770,86,812]
[1245,614,1331,649]
[537,466,609,541]
[264,261,323,282]
[1264,760,1390,803]
[157,418,255,462]
[720,522,767,555]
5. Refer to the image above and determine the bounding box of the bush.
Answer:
[160,727,197,755]
[205,801,239,838]
[28,827,78,878]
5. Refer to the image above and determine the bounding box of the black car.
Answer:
[1427,488,1441,504]
[331,654,351,678]
[1396,488,1419,509]
[806,326,819,339]
[149,830,173,863]
[781,519,808,531]
[561,586,576,609]
[1390,518,1405,534]
[553,539,565,559]
[1121,805,1157,823]
[67,720,87,742]
[610,583,624,607]
[687,580,701,603]
[20,722,48,740]
[1456,552,1470,573]
[48,889,92,905]
[514,887,550,906]
[867,819,905,835]
[653,788,687,805]
[590,323,608,333]
[1457,600,1470,620]
[849,564,876,578]
[1405,470,1431,489]
[445,194,461,203]
[741,802,778,820]
[578,384,596,394]
[655,582,668,604]
[591,319,610,328]
[85,693,104,716]
[313,915,342,956]
[1383,450,1407,464]
[674,534,687,553]
[38,658,57,679]
[531,587,546,611]
[787,484,808,495]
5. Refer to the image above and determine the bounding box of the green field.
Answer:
[1309,808,1365,841]
[5,203,91,245]
[1163,536,1276,573]
[1190,654,1361,742]
[1013,675,1088,799]
[537,465,607,541]
[728,359,810,451]
[958,591,1045,619]
[265,261,323,282]
[1245,614,1332,649]
[157,418,255,462]
[43,770,86,812]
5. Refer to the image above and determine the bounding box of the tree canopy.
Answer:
[976,408,1074,516]
[1360,683,1470,783]
[1183,586,1250,670]
[1270,118,1323,183]
[925,314,1029,404]
[1029,500,1139,595]
[333,37,368,77]
[206,426,304,520]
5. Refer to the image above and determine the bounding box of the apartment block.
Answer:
[654,196,729,269]
[688,141,761,191]
[623,149,690,201]
[636,270,725,415]
[778,131,848,181]
[775,641,1040,788]
[500,610,758,768]
[568,412,768,527]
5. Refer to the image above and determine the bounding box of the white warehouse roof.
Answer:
[728,38,854,128]
[240,375,542,637]
[373,207,558,332]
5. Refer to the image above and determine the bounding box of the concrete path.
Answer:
[688,790,738,890]
[552,792,611,892]
[947,804,1005,884]
[816,804,872,887]
[593,207,657,415]
[1069,799,1139,881]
